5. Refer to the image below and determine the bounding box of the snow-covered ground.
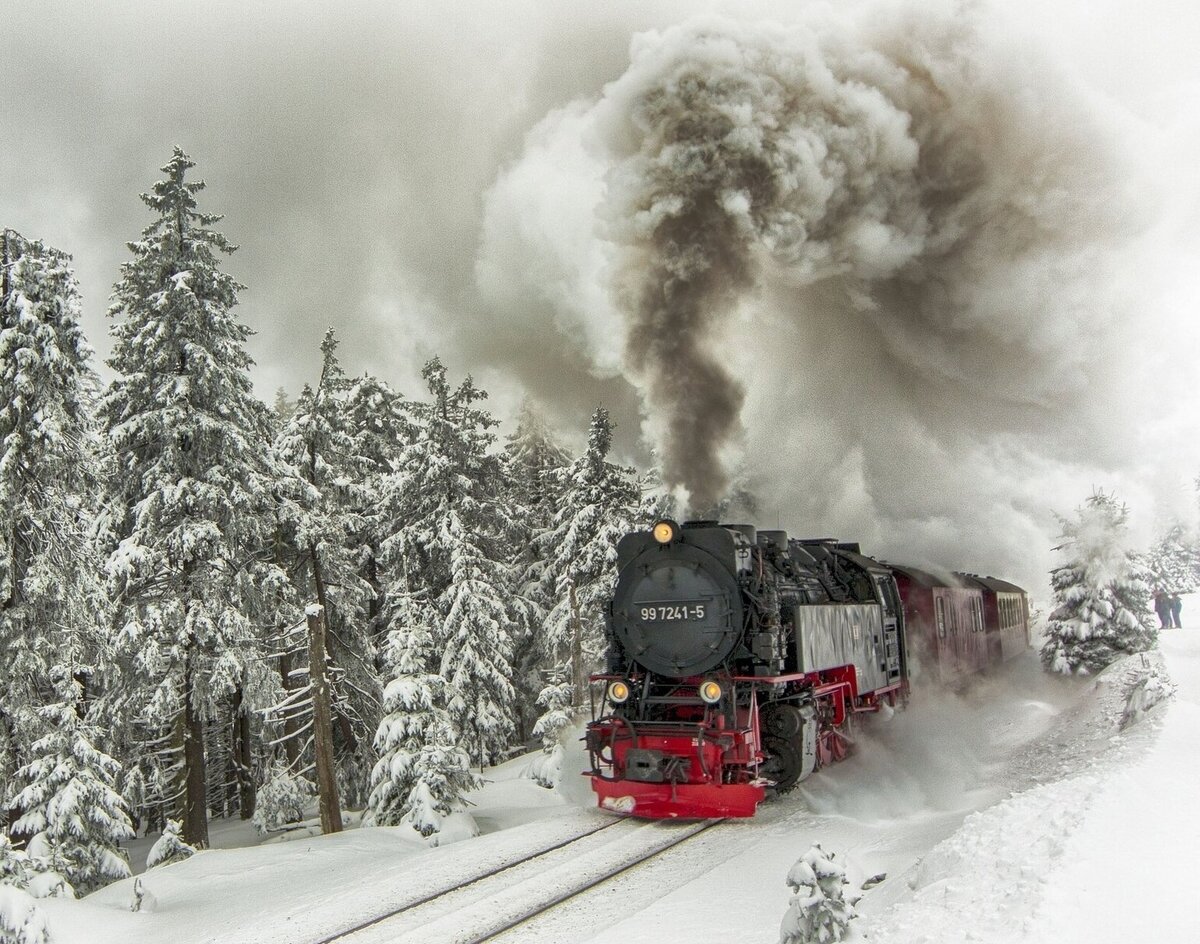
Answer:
[36,613,1199,944]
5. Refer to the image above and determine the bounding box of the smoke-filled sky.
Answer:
[4,0,1199,592]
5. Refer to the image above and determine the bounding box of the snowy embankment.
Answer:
[30,625,1198,944]
[863,634,1197,944]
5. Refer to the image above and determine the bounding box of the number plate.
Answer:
[638,602,707,622]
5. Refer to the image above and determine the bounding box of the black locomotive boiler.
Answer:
[585,519,1028,818]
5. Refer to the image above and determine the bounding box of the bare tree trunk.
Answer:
[309,541,358,753]
[233,685,255,819]
[307,604,342,834]
[183,643,210,848]
[570,580,584,709]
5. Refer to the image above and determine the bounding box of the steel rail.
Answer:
[309,817,629,944]
[468,818,727,944]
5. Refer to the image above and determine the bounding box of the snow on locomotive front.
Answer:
[585,519,907,819]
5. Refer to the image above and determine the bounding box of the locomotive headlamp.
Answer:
[699,680,722,704]
[608,680,631,704]
[652,520,677,544]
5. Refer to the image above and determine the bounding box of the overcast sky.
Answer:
[5,0,1199,591]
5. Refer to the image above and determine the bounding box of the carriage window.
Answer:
[974,599,983,633]
[936,597,947,638]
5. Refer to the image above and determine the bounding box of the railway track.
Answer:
[317,817,725,944]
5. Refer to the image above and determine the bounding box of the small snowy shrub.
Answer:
[145,820,197,870]
[0,836,72,900]
[0,838,67,944]
[1121,658,1177,729]
[525,744,564,790]
[779,844,856,944]
[252,764,317,834]
[528,678,574,788]
[129,877,157,914]
[0,885,51,944]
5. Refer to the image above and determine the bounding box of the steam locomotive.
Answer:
[584,519,1029,818]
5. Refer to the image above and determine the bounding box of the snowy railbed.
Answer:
[27,634,1196,944]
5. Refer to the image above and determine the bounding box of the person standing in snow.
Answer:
[1169,594,1183,628]
[1154,591,1171,628]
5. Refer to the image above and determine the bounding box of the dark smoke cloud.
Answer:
[592,10,1148,513]
[479,1,1200,588]
[597,16,932,511]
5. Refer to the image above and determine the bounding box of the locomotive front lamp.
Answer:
[652,520,677,544]
[608,680,631,704]
[699,680,722,704]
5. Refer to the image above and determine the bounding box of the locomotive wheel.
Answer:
[763,705,804,738]
[762,735,803,793]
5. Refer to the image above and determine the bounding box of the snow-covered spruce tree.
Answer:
[12,696,134,894]
[1145,523,1199,594]
[271,329,378,806]
[342,372,411,652]
[504,398,569,743]
[100,149,276,847]
[1041,491,1157,675]
[382,358,517,769]
[534,407,639,710]
[368,591,478,834]
[778,844,856,944]
[0,231,106,817]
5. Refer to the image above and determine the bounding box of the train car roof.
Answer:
[954,573,1027,594]
[886,562,975,589]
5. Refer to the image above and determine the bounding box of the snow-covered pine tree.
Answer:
[12,696,134,894]
[342,372,411,650]
[1145,523,1199,594]
[271,329,378,806]
[251,761,316,835]
[534,407,639,709]
[778,844,856,944]
[272,388,295,425]
[1041,491,1158,675]
[368,591,478,834]
[0,230,106,825]
[504,399,570,743]
[636,458,677,525]
[505,398,570,524]
[382,358,517,769]
[99,149,276,847]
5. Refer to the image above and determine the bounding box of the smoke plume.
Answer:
[589,7,1141,514]
[476,0,1199,591]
